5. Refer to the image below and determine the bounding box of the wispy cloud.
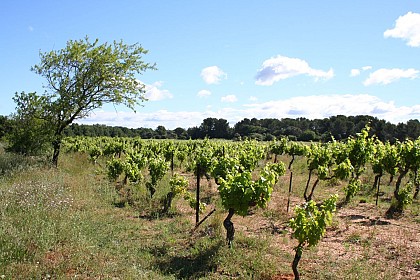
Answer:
[28,26,34,32]
[384,12,420,47]
[221,94,238,103]
[79,94,419,129]
[255,55,333,86]
[201,66,227,84]
[144,81,173,101]
[363,68,419,86]
[197,89,211,98]
[350,66,372,77]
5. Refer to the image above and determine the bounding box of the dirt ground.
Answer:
[233,191,420,280]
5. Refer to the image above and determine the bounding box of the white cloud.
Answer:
[201,66,227,84]
[350,66,372,77]
[363,68,419,86]
[221,94,238,103]
[384,12,420,47]
[255,55,334,86]
[79,94,420,129]
[350,69,360,77]
[249,96,258,101]
[144,81,173,101]
[197,89,211,98]
[242,94,419,124]
[80,110,205,129]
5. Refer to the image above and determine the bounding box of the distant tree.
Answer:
[329,115,348,140]
[406,119,420,140]
[284,126,302,138]
[173,127,188,139]
[155,125,167,139]
[298,129,318,142]
[137,127,155,139]
[12,37,155,166]
[197,118,232,139]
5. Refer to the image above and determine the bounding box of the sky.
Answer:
[1,0,420,129]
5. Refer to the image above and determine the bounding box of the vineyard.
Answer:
[1,126,419,279]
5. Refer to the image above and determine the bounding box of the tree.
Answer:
[173,127,188,139]
[155,125,167,139]
[198,118,231,139]
[20,37,155,166]
[0,115,12,139]
[7,92,52,155]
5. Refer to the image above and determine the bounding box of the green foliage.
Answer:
[269,137,289,155]
[6,92,53,156]
[106,158,125,181]
[346,125,375,177]
[218,162,285,216]
[289,194,338,253]
[344,179,361,201]
[333,158,353,180]
[169,173,206,212]
[211,155,240,183]
[169,173,189,195]
[88,145,102,162]
[286,141,310,158]
[392,182,413,211]
[148,156,169,186]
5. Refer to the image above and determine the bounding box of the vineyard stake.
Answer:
[196,163,201,225]
[287,170,293,212]
[192,208,216,232]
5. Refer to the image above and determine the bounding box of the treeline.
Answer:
[55,115,420,142]
[1,114,418,143]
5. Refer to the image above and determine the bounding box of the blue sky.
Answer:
[1,1,420,129]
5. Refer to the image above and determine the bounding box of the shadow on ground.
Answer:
[152,241,223,279]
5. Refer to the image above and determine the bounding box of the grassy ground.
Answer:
[0,150,419,279]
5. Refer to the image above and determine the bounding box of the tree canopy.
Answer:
[9,37,155,165]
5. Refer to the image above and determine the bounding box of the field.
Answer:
[0,140,419,280]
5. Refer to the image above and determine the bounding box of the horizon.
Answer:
[1,1,419,129]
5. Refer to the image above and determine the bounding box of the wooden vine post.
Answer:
[196,163,201,225]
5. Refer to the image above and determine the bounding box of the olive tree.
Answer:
[14,37,155,166]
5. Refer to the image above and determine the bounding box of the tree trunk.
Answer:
[303,169,313,201]
[292,246,302,280]
[307,178,319,202]
[394,169,408,201]
[162,191,174,213]
[413,170,419,200]
[52,138,61,167]
[376,175,381,206]
[223,208,235,248]
[288,155,295,170]
[387,169,409,215]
